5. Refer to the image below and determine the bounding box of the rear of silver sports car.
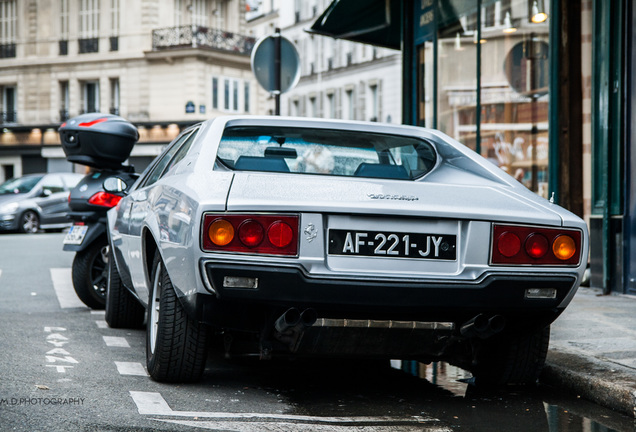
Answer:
[192,119,588,386]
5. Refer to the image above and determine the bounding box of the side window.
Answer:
[160,128,198,179]
[139,128,197,188]
[41,175,65,194]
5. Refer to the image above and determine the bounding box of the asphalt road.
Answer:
[0,233,634,432]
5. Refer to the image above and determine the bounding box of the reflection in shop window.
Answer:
[430,0,550,198]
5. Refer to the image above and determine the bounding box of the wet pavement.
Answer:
[542,286,636,419]
[394,360,635,431]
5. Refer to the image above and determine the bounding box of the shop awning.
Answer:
[308,0,402,50]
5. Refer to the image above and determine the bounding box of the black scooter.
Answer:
[59,114,139,309]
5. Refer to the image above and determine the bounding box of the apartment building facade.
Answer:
[245,0,403,123]
[0,0,265,182]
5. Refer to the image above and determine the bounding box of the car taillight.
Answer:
[491,224,581,265]
[202,214,298,256]
[88,191,123,208]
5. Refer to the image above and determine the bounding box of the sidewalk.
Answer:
[540,286,636,418]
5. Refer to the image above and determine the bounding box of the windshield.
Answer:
[217,126,437,180]
[0,175,44,195]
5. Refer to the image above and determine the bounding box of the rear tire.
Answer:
[146,252,208,383]
[105,253,144,329]
[472,325,550,387]
[72,239,108,309]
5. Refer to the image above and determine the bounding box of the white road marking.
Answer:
[103,336,130,347]
[50,268,87,309]
[115,362,148,376]
[95,320,108,328]
[130,392,449,431]
[91,310,105,316]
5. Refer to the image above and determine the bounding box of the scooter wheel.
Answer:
[72,239,108,309]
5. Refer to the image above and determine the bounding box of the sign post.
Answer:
[251,29,300,115]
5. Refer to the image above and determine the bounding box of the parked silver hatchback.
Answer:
[0,172,83,233]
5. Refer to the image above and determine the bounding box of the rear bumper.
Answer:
[191,260,579,330]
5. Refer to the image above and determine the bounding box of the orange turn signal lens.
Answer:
[552,235,576,260]
[208,219,234,246]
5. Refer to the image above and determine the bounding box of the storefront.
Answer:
[312,0,636,295]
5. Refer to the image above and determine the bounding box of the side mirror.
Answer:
[103,177,128,194]
[40,188,52,197]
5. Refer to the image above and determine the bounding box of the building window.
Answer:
[212,77,218,109]
[308,96,317,118]
[345,89,354,120]
[326,93,335,118]
[292,99,300,117]
[110,0,119,50]
[244,82,250,113]
[232,80,238,111]
[60,81,70,122]
[192,0,208,27]
[82,81,99,113]
[2,86,16,123]
[224,79,230,110]
[368,84,378,122]
[174,0,183,26]
[110,78,119,115]
[79,0,100,54]
[60,0,69,55]
[0,0,16,59]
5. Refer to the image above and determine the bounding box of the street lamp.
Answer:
[531,0,547,24]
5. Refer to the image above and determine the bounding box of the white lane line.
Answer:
[130,391,442,426]
[103,336,130,347]
[95,320,108,329]
[115,362,148,376]
[50,268,87,309]
[91,310,105,316]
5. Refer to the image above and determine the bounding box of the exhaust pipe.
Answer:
[460,314,489,338]
[272,308,317,353]
[274,308,301,334]
[300,308,317,327]
[460,314,506,339]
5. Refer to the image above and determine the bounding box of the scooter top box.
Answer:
[59,113,139,169]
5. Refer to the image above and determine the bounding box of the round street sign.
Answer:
[251,33,300,94]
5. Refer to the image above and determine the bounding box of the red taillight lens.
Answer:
[525,233,549,258]
[497,232,521,257]
[88,191,122,208]
[202,214,298,256]
[268,221,294,248]
[491,224,582,265]
[238,220,264,247]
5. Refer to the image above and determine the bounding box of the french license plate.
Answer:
[63,224,88,245]
[328,229,456,260]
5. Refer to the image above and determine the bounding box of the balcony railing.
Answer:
[152,26,255,55]
[2,111,17,123]
[79,38,99,54]
[0,43,16,58]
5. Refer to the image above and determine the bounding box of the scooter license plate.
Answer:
[63,224,89,245]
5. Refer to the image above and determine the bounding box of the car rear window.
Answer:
[216,126,437,180]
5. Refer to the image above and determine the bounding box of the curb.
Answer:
[540,350,636,418]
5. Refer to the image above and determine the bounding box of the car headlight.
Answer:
[0,202,19,214]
